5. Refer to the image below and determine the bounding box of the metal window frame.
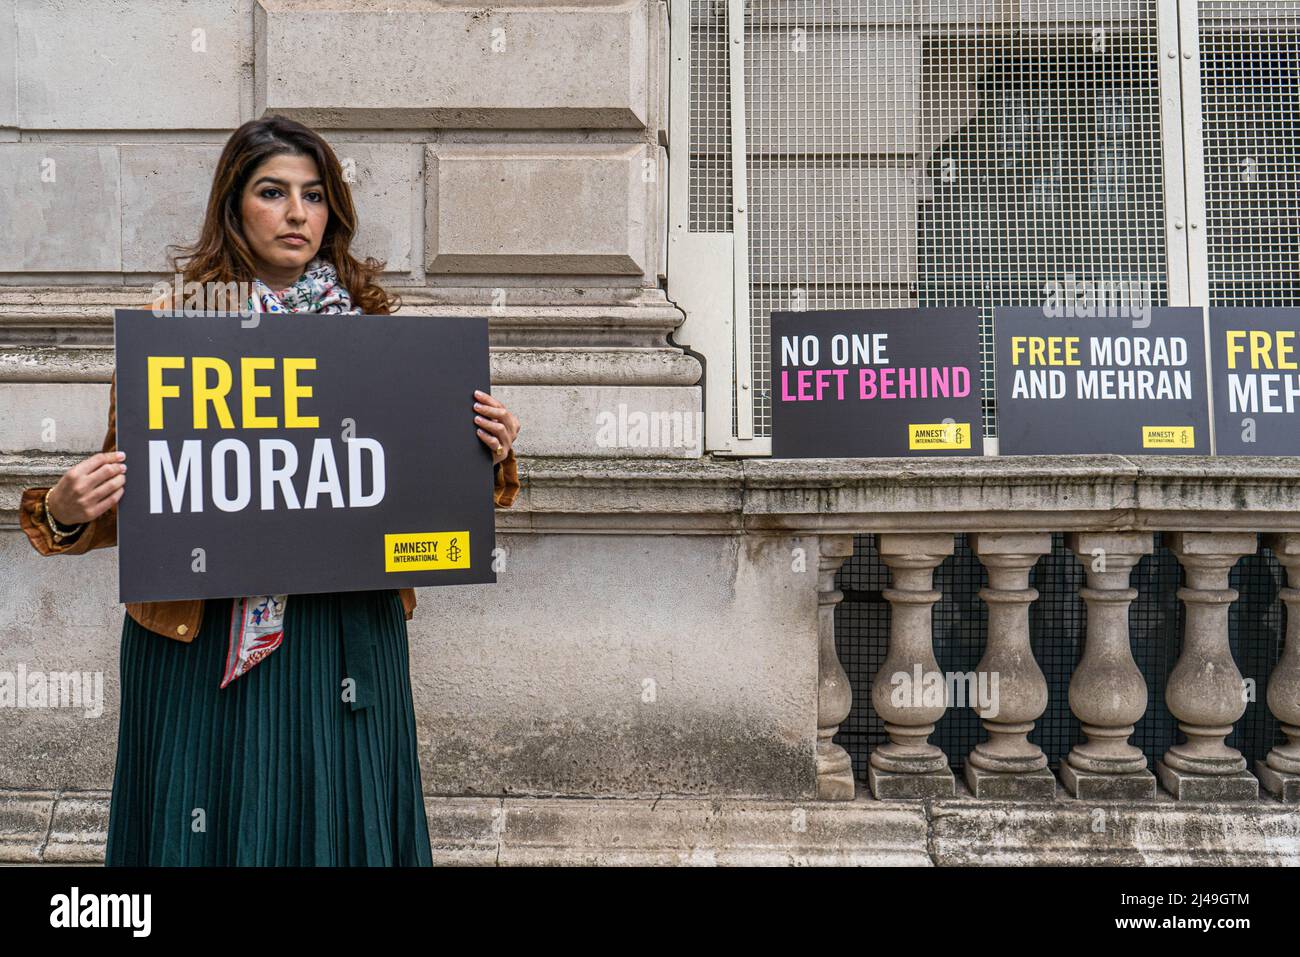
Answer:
[1177,0,1211,309]
[1161,0,1195,308]
[670,0,1204,457]
[667,0,770,455]
[1174,0,1219,452]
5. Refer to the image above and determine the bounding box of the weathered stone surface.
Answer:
[120,146,224,274]
[0,790,53,862]
[0,344,701,388]
[13,447,1300,531]
[255,0,650,129]
[1256,762,1300,803]
[319,140,420,274]
[0,383,110,453]
[0,0,15,128]
[16,0,243,129]
[1156,761,1260,802]
[121,141,418,274]
[43,791,109,863]
[490,797,931,866]
[964,764,1057,801]
[10,790,1298,866]
[426,144,652,277]
[1059,763,1157,801]
[654,0,668,145]
[493,384,701,458]
[1,529,820,798]
[930,796,1300,866]
[0,146,120,271]
[491,348,701,387]
[869,766,956,800]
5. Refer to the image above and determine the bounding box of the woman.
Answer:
[17,115,521,865]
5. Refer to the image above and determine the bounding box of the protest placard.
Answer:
[993,306,1210,455]
[113,309,498,602]
[1210,308,1300,455]
[770,308,984,458]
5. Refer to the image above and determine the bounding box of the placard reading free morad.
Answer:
[993,306,1210,455]
[1210,308,1300,454]
[114,309,498,603]
[770,308,984,458]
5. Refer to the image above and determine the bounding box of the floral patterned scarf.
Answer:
[219,256,363,690]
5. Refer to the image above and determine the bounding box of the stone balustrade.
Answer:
[815,527,1300,805]
[740,456,1300,807]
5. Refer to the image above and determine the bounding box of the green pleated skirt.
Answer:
[105,589,433,866]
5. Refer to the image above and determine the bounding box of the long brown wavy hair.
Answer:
[163,115,401,315]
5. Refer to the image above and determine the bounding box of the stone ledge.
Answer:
[0,347,700,387]
[0,287,687,353]
[8,453,1300,533]
[929,793,1300,866]
[4,790,1297,865]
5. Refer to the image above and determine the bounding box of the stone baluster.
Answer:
[816,534,858,800]
[1260,534,1300,802]
[1158,532,1259,801]
[966,533,1055,799]
[1061,533,1156,799]
[869,533,956,799]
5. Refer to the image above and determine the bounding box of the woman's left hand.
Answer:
[473,389,520,465]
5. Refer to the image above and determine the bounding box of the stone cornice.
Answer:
[0,286,684,340]
[0,346,700,387]
[7,453,1300,534]
[0,287,694,385]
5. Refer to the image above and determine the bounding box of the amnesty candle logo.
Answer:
[385,531,472,572]
[908,422,971,450]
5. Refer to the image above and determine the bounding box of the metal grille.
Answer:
[733,0,1170,439]
[685,4,1292,785]
[833,533,1285,778]
[1200,2,1300,305]
[689,0,734,232]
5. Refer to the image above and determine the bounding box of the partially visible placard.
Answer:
[770,308,984,458]
[1210,308,1300,455]
[993,306,1210,455]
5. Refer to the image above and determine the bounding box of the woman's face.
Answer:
[239,153,329,291]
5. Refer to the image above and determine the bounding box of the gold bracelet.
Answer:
[42,489,85,542]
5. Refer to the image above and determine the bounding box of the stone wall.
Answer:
[0,0,825,806]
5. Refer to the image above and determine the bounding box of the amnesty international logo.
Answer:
[908,422,971,450]
[384,531,471,572]
[1142,426,1194,449]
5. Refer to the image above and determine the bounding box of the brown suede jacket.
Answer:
[19,298,521,642]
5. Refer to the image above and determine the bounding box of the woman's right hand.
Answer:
[45,450,127,525]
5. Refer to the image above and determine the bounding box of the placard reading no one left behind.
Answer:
[114,309,498,603]
[1210,308,1300,455]
[770,308,984,458]
[993,306,1210,455]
